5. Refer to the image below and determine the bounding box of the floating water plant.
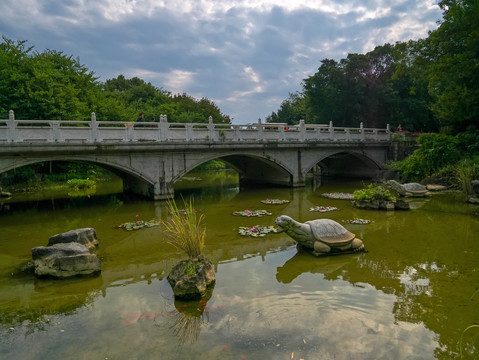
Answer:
[309,206,338,212]
[238,225,281,237]
[117,220,161,230]
[344,219,372,224]
[261,198,290,205]
[232,209,272,217]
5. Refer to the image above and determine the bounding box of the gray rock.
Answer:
[32,242,101,278]
[426,184,448,191]
[48,228,98,251]
[467,195,479,204]
[167,255,215,299]
[472,180,479,196]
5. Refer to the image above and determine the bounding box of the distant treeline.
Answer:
[0,35,231,124]
[267,1,478,135]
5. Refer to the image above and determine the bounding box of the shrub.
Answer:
[353,184,396,202]
[393,133,460,181]
[67,178,96,189]
[453,158,479,196]
[163,197,206,259]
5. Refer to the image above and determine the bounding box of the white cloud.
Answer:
[0,0,443,123]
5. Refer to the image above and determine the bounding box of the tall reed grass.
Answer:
[163,197,205,259]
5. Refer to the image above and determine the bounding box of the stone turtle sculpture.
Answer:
[275,215,365,256]
[387,180,428,197]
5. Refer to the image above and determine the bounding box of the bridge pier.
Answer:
[122,177,174,200]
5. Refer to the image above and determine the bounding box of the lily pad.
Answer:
[261,199,290,205]
[344,218,372,224]
[238,225,281,237]
[309,206,338,212]
[232,209,272,217]
[116,220,161,230]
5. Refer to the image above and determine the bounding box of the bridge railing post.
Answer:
[186,123,193,141]
[279,125,286,141]
[329,121,334,141]
[51,121,61,142]
[90,112,98,142]
[256,118,263,141]
[7,110,16,142]
[299,119,305,141]
[360,122,365,142]
[207,116,215,142]
[159,115,168,141]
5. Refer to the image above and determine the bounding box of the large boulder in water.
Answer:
[32,242,102,278]
[48,228,98,251]
[167,255,215,299]
[31,228,101,278]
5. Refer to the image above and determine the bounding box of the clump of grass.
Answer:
[453,158,478,196]
[353,183,396,202]
[67,178,96,189]
[163,197,205,259]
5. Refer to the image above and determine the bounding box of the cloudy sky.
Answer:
[0,0,442,124]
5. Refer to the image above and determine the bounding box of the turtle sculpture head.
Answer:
[275,215,365,256]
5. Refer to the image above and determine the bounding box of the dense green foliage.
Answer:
[392,131,479,183]
[353,184,396,202]
[267,1,478,135]
[0,35,230,123]
[0,161,110,188]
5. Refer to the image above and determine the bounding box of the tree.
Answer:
[425,0,479,133]
[266,92,305,124]
[0,35,100,120]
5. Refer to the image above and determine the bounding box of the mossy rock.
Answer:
[167,255,216,300]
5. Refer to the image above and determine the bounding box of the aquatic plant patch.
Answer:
[232,209,272,217]
[309,206,338,212]
[238,225,281,237]
[117,220,161,230]
[321,192,354,200]
[260,198,290,204]
[344,219,372,224]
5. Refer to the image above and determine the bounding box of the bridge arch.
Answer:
[0,155,158,199]
[172,151,296,187]
[303,150,382,178]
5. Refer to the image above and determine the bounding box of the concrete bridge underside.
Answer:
[0,142,389,200]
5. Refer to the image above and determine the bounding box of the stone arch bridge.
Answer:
[0,114,393,200]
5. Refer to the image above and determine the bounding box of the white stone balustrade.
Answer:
[0,111,391,144]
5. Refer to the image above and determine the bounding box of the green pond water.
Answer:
[0,171,478,360]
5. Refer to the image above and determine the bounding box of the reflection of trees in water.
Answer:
[0,274,102,330]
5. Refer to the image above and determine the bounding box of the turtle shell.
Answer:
[305,219,355,246]
[403,182,427,194]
